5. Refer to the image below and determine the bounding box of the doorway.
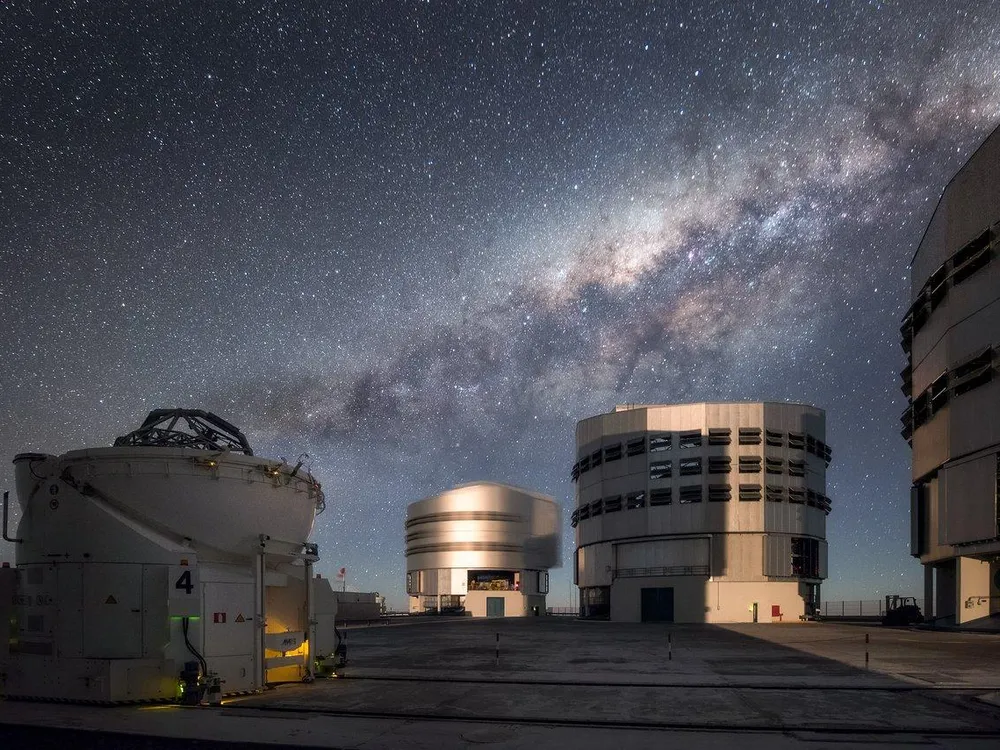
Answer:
[640,587,674,622]
[486,597,505,617]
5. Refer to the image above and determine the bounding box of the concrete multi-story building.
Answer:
[572,403,831,623]
[902,124,1000,625]
[405,482,560,617]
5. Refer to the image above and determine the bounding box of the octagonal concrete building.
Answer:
[405,482,561,617]
[573,402,832,623]
[902,123,1000,625]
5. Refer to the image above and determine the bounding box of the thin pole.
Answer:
[495,632,499,667]
[668,631,672,661]
[865,632,870,669]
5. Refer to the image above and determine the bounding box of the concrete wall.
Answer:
[465,590,544,617]
[608,576,808,623]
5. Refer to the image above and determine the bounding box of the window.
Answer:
[806,489,818,507]
[604,495,622,513]
[739,427,762,445]
[406,572,416,594]
[765,457,784,474]
[538,571,549,594]
[679,485,702,504]
[806,435,817,454]
[788,432,805,450]
[625,490,646,509]
[679,430,702,449]
[819,442,832,464]
[788,460,806,477]
[765,430,783,447]
[952,228,993,284]
[570,509,580,527]
[765,485,784,502]
[708,456,731,474]
[649,488,671,506]
[739,483,762,501]
[590,499,603,516]
[952,347,994,396]
[469,570,517,591]
[791,537,820,577]
[571,462,580,482]
[649,433,672,452]
[708,428,731,445]
[649,460,672,480]
[626,437,647,457]
[579,455,591,473]
[739,456,762,473]
[788,488,805,504]
[591,449,603,468]
[679,457,702,476]
[605,443,623,462]
[578,504,591,520]
[708,483,731,502]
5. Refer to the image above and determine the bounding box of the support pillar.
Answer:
[923,564,934,621]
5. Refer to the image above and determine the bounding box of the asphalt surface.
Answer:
[2,618,1000,748]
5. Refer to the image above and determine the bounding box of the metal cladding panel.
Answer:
[939,453,998,546]
[83,563,143,658]
[913,125,1000,288]
[203,581,254,658]
[42,447,320,559]
[763,535,792,577]
[141,565,169,659]
[56,564,84,657]
[948,378,1000,459]
[576,543,613,587]
[819,540,829,579]
[575,402,828,563]
[405,482,560,574]
[615,538,709,569]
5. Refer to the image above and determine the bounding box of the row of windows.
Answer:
[900,345,997,441]
[647,455,809,479]
[900,224,997,351]
[572,429,832,481]
[570,485,832,526]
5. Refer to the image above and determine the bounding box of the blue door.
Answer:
[486,597,505,617]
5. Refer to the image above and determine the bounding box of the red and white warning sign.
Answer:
[213,612,227,624]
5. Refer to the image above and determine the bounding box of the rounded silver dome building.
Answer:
[573,402,832,623]
[405,482,561,617]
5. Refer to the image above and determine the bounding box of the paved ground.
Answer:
[2,618,1000,748]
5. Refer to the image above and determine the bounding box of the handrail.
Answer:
[3,490,23,543]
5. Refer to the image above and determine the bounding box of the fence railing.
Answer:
[820,599,924,618]
[546,606,577,616]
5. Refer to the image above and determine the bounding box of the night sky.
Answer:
[2,1,998,609]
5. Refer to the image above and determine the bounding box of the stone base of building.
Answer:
[582,577,817,623]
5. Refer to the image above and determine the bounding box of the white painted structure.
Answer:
[405,482,560,617]
[573,403,831,623]
[902,123,1000,625]
[0,412,340,703]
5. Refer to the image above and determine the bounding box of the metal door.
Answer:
[486,597,505,617]
[640,587,674,622]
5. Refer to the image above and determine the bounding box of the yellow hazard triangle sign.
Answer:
[235,613,246,623]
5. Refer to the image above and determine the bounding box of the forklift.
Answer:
[882,594,924,626]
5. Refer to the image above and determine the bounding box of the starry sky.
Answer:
[1,1,999,609]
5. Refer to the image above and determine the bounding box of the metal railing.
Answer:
[820,599,925,618]
[613,565,710,579]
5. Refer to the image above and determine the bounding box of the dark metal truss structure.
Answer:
[113,409,254,455]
